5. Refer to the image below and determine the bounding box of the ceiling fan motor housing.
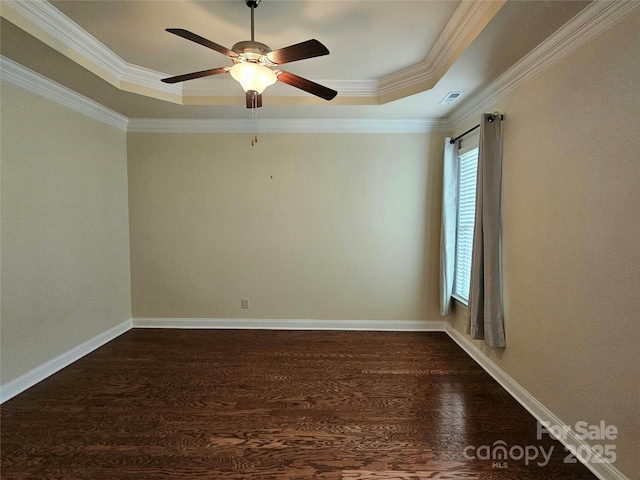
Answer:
[232,41,272,64]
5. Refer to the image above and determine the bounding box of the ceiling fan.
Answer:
[161,0,338,108]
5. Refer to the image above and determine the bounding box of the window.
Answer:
[453,148,479,303]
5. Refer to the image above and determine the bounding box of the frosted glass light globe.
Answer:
[230,63,277,94]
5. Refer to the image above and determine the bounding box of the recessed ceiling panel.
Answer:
[50,0,460,80]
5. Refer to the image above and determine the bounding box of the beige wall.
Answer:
[0,81,132,384]
[127,132,444,321]
[451,12,639,478]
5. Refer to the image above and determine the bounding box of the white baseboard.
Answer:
[445,325,628,480]
[0,319,132,404]
[132,317,447,331]
[0,316,628,478]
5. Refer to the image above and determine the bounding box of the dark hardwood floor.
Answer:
[1,330,596,479]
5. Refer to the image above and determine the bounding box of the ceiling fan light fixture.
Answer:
[162,0,336,104]
[229,62,277,94]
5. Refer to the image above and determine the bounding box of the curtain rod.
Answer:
[449,113,504,144]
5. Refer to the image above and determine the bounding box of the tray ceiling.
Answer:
[0,0,591,121]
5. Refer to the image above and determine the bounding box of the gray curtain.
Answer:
[466,113,506,348]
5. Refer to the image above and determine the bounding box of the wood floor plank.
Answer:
[1,330,597,479]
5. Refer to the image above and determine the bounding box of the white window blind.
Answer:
[453,148,479,302]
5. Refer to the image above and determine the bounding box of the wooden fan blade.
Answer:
[277,71,337,101]
[246,91,263,109]
[166,28,238,58]
[161,68,228,84]
[266,39,329,65]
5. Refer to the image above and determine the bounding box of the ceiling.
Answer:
[0,0,591,122]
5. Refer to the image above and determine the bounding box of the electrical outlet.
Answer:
[241,298,250,309]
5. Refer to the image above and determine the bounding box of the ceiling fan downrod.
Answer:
[246,0,261,42]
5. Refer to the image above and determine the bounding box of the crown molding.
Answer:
[0,0,378,103]
[121,63,182,97]
[4,0,635,135]
[1,54,447,134]
[377,0,506,103]
[0,0,502,105]
[1,0,182,98]
[8,0,625,112]
[0,56,129,130]
[127,118,451,134]
[1,0,124,83]
[447,0,640,130]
